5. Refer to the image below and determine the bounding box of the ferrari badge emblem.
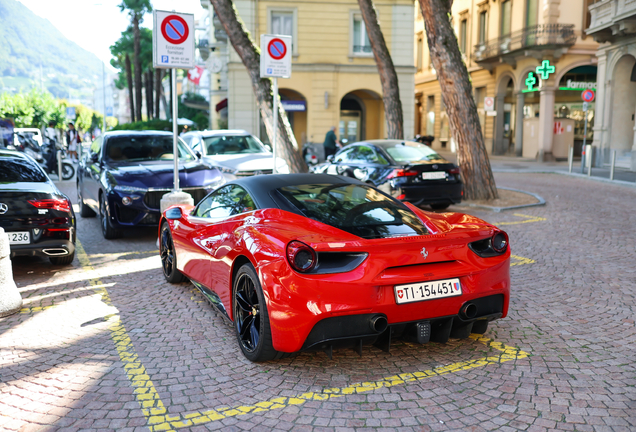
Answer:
[420,247,428,259]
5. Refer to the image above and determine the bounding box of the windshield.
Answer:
[0,157,47,182]
[277,183,429,239]
[104,136,195,163]
[384,142,442,163]
[203,135,267,155]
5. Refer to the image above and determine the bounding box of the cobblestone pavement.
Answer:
[1,173,634,432]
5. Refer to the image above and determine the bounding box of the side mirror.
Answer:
[264,144,272,152]
[195,151,202,159]
[327,155,334,162]
[90,153,99,163]
[165,207,182,220]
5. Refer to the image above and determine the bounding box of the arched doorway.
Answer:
[494,75,516,155]
[340,90,383,144]
[609,55,636,154]
[279,88,307,146]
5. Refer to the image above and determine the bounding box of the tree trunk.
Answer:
[125,53,135,122]
[357,0,404,139]
[145,70,153,120]
[133,14,143,122]
[154,69,162,119]
[418,0,497,200]
[209,0,307,173]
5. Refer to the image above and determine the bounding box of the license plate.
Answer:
[8,231,30,245]
[421,172,447,180]
[394,278,462,304]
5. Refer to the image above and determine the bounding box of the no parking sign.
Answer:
[153,10,195,69]
[260,34,292,78]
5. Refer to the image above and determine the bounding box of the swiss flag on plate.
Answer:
[187,66,204,85]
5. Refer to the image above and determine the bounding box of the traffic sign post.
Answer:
[153,10,195,193]
[580,89,594,175]
[260,34,292,174]
[484,97,494,112]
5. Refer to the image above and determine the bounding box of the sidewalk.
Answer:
[437,150,636,186]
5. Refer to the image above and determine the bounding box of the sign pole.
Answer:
[583,105,590,177]
[172,70,179,192]
[272,77,278,174]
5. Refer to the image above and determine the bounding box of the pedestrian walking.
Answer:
[323,126,340,159]
[65,122,81,162]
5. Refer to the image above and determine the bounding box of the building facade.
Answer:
[226,0,415,149]
[414,0,598,160]
[587,0,636,170]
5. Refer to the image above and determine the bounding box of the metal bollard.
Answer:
[610,150,616,181]
[568,146,574,173]
[57,150,63,180]
[586,145,592,177]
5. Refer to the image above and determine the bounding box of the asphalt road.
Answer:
[1,172,635,431]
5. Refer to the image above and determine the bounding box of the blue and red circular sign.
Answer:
[267,38,287,60]
[581,89,595,102]
[161,15,189,45]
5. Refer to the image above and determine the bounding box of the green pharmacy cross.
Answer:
[525,72,537,91]
[536,60,555,80]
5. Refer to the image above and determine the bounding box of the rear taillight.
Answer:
[28,198,71,213]
[286,240,317,273]
[492,231,508,253]
[448,167,460,175]
[388,169,419,179]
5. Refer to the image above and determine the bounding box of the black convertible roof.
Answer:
[226,173,364,209]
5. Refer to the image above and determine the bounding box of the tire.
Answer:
[77,184,96,218]
[49,252,75,266]
[430,203,450,210]
[159,222,186,283]
[61,162,75,180]
[233,264,279,362]
[100,194,122,240]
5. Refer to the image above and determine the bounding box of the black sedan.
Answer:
[313,140,463,210]
[0,150,76,265]
[77,131,225,239]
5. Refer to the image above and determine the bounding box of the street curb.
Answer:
[455,187,546,213]
[492,169,636,188]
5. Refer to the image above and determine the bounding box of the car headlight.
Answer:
[204,176,226,192]
[114,185,148,193]
[216,166,237,175]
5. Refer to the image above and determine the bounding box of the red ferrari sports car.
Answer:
[159,174,510,362]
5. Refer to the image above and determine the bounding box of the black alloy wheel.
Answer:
[100,194,122,239]
[160,222,186,283]
[233,264,278,362]
[77,183,96,217]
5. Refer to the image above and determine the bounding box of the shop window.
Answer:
[351,12,372,56]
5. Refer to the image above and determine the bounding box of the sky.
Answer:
[17,0,205,69]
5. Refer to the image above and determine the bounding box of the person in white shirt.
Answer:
[65,122,81,162]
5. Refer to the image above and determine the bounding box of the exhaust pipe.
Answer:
[369,315,388,333]
[460,303,478,320]
[42,248,69,256]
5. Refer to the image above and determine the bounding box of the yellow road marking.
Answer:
[75,241,171,429]
[71,242,529,432]
[145,336,528,431]
[494,213,546,226]
[510,255,535,266]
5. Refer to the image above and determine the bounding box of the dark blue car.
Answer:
[77,131,225,239]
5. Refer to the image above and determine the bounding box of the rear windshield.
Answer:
[383,142,442,163]
[0,157,47,182]
[203,135,267,155]
[104,136,195,163]
[277,183,429,239]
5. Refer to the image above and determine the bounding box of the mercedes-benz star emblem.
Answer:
[420,247,428,259]
[432,164,438,170]
[0,203,8,215]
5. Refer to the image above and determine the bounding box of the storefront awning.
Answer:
[215,98,228,112]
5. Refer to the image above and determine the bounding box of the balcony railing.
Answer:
[473,24,577,63]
